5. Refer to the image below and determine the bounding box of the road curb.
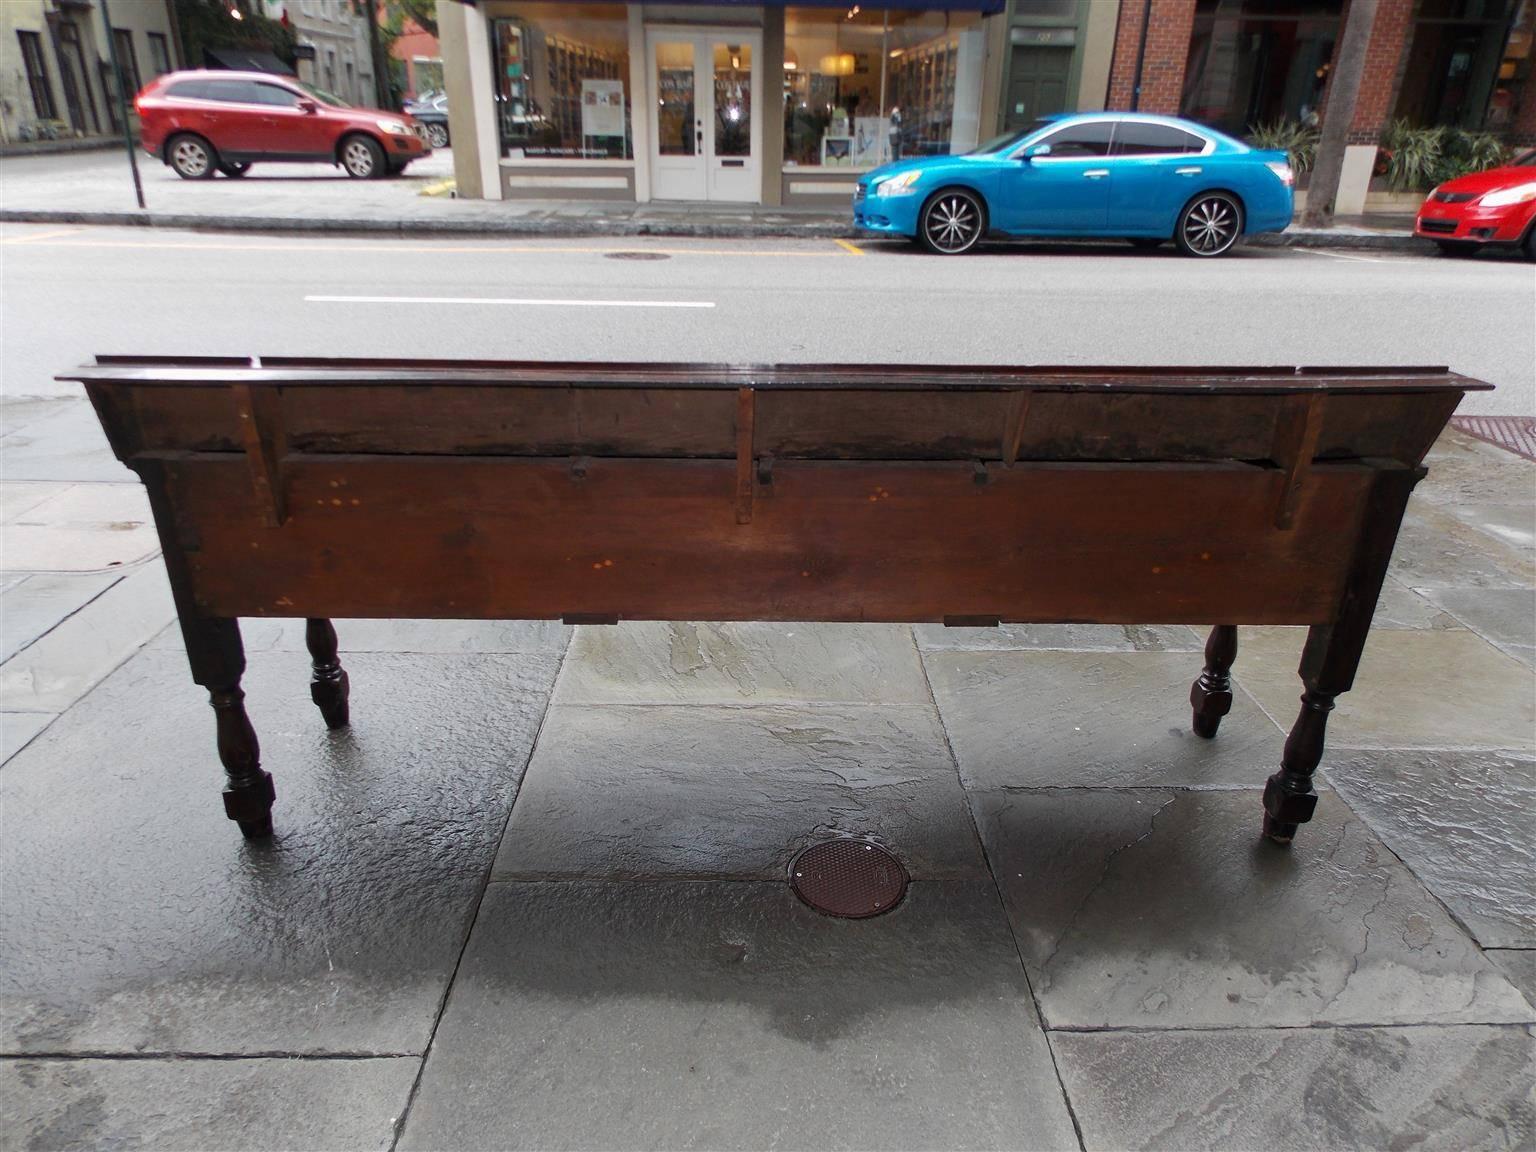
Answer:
[0,207,1429,250]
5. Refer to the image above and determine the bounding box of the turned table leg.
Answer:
[1263,685,1333,844]
[1190,624,1237,738]
[305,618,350,730]
[183,616,275,839]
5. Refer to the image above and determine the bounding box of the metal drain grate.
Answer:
[1452,416,1536,462]
[604,251,671,261]
[790,839,908,919]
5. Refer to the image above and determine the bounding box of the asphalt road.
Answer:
[2,222,1532,424]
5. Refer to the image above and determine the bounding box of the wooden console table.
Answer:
[66,357,1487,844]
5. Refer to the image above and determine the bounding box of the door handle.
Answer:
[1176,166,1202,176]
[1083,169,1108,179]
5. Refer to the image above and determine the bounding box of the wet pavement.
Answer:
[2,422,1533,1149]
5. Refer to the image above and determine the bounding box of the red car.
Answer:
[135,69,430,180]
[1414,148,1536,260]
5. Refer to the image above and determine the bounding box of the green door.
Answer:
[1005,46,1072,130]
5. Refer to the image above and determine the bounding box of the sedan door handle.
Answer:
[1083,169,1109,179]
[1176,166,1203,176]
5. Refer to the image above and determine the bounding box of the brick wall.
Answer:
[1106,0,1198,114]
[1342,0,1415,145]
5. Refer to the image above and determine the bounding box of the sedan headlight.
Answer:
[874,171,921,197]
[1478,182,1536,208]
[377,119,412,135]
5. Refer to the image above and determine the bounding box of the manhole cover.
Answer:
[604,251,670,261]
[790,839,908,919]
[1451,415,1536,462]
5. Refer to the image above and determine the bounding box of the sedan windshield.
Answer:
[299,82,351,109]
[970,122,1052,155]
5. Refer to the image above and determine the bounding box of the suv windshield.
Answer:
[299,82,351,108]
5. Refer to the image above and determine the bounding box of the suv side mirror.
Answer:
[297,98,318,114]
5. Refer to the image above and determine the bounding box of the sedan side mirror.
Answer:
[1022,143,1051,161]
[297,99,318,114]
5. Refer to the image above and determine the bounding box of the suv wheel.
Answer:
[340,135,385,179]
[1175,192,1243,257]
[168,134,217,180]
[425,123,449,149]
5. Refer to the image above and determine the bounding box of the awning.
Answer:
[202,47,295,75]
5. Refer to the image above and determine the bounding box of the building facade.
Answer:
[392,12,441,99]
[438,1,1127,204]
[1105,0,1535,210]
[1,0,181,143]
[260,0,375,106]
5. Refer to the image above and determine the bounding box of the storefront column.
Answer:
[628,6,651,202]
[437,0,502,201]
[761,6,785,205]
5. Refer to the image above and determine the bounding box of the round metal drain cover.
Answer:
[604,250,670,261]
[790,839,908,919]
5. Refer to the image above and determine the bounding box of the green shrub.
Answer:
[1246,119,1319,174]
[1380,119,1506,191]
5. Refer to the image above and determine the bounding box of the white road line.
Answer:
[305,294,715,308]
[1296,248,1392,263]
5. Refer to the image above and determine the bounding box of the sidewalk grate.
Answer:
[1451,416,1536,462]
[790,839,908,919]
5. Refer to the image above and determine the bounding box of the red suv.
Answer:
[135,70,430,180]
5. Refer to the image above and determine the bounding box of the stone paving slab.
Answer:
[149,616,572,656]
[1417,430,1536,508]
[0,398,125,482]
[912,622,1201,652]
[493,703,983,881]
[1051,1024,1535,1152]
[1325,750,1536,949]
[399,879,1078,1152]
[0,572,121,663]
[0,647,559,1055]
[925,650,1281,789]
[0,562,173,714]
[1369,577,1462,630]
[0,710,52,766]
[1489,951,1536,1009]
[2,1056,417,1151]
[970,788,1534,1029]
[1420,586,1536,666]
[555,621,930,706]
[0,480,69,522]
[1391,503,1536,590]
[1443,501,1536,554]
[0,482,157,571]
[1234,626,1535,751]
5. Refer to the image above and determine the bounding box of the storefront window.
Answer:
[783,8,982,169]
[1179,0,1341,135]
[492,4,630,160]
[1394,0,1515,129]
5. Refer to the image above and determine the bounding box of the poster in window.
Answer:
[581,78,624,137]
[851,117,888,166]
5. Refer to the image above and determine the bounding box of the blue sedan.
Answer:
[853,113,1294,257]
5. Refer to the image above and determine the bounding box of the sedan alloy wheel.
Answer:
[1177,193,1242,257]
[425,123,449,149]
[920,191,984,255]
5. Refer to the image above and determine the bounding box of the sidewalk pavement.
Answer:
[1,146,1426,248]
[2,360,1533,1147]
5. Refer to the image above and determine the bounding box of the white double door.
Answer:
[648,28,762,203]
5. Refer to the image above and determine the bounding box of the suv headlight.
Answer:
[874,171,921,197]
[1478,182,1536,208]
[377,119,412,135]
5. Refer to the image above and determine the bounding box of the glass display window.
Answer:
[492,4,631,160]
[783,7,981,170]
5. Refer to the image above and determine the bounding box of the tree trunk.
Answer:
[1302,0,1378,228]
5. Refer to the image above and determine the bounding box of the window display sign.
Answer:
[581,78,625,138]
